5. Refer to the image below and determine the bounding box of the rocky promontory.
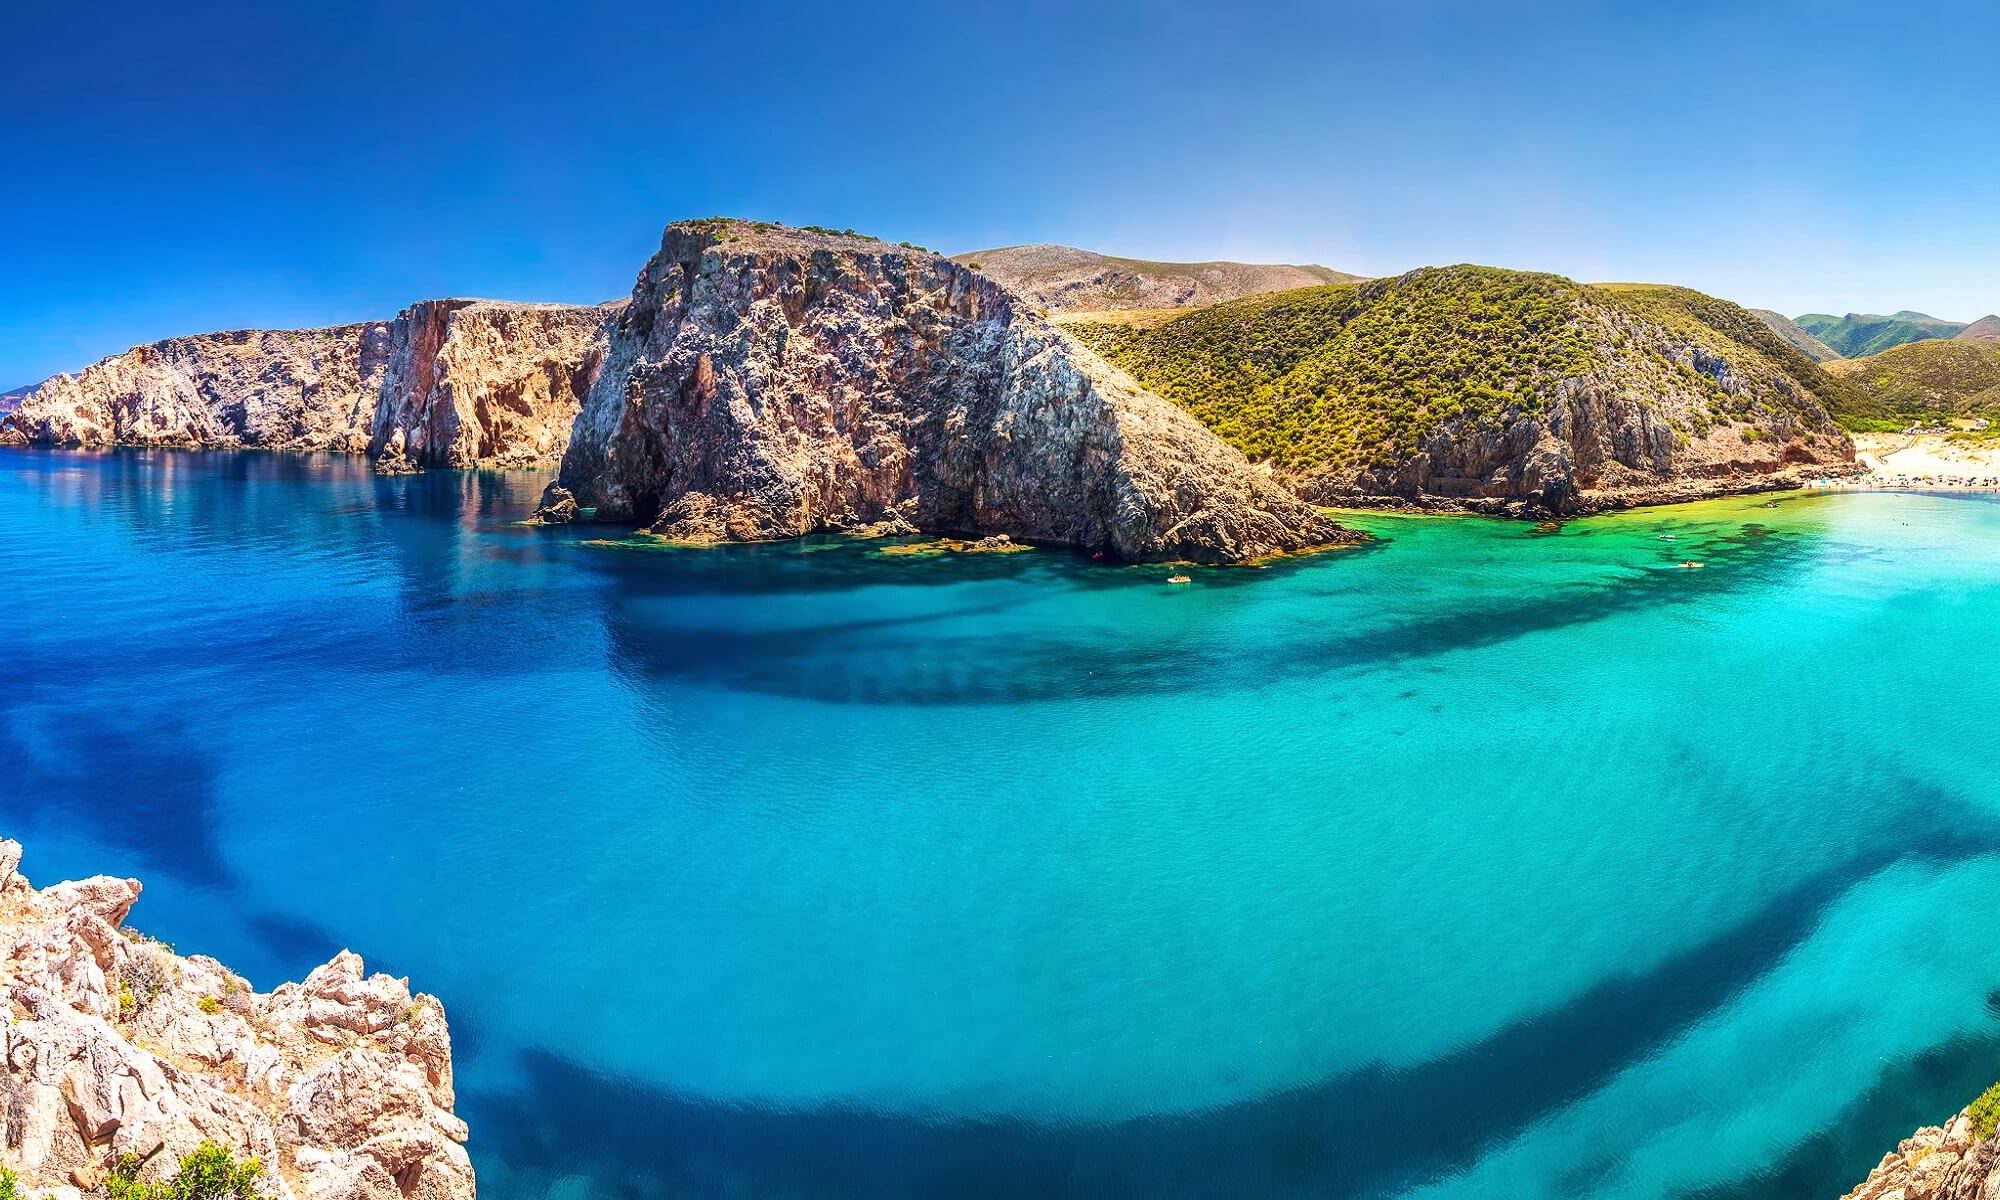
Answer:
[7,299,616,471]
[0,839,472,1200]
[553,220,1356,562]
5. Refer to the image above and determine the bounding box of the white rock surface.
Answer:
[0,839,473,1199]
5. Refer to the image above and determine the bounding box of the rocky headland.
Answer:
[5,299,616,472]
[550,220,1356,563]
[0,838,472,1200]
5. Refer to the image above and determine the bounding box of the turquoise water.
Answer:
[5,448,2000,1199]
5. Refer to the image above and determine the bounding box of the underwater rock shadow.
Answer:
[596,521,1820,707]
[1679,1031,2000,1200]
[461,820,1998,1200]
[0,706,234,888]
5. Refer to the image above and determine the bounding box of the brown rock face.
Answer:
[7,300,616,470]
[368,299,615,470]
[558,221,1356,562]
[0,838,472,1200]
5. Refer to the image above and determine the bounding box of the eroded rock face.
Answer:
[7,300,615,471]
[558,221,1355,563]
[367,299,615,471]
[1843,1109,2000,1200]
[0,839,473,1200]
[5,325,391,454]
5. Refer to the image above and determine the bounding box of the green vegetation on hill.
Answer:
[1825,338,2000,430]
[1750,309,1842,363]
[1072,266,1844,482]
[1601,285,1861,413]
[1796,311,1966,358]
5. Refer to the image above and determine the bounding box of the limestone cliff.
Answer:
[554,220,1355,563]
[7,300,615,470]
[0,839,472,1200]
[1843,1100,2000,1200]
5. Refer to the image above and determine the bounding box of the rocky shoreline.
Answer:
[1843,1096,2000,1199]
[0,839,472,1200]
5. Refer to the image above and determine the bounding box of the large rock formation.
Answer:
[0,839,473,1200]
[1843,1102,2000,1199]
[7,300,615,470]
[554,220,1355,562]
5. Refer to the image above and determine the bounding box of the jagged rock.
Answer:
[373,428,420,476]
[0,839,472,1200]
[530,483,578,525]
[556,220,1357,563]
[8,299,617,471]
[1843,1110,2000,1200]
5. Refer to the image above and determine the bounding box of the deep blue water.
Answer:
[5,447,2000,1199]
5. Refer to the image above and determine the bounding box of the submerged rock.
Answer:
[0,838,473,1200]
[556,219,1357,564]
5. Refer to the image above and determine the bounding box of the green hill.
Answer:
[1751,310,1842,362]
[1795,311,1966,358]
[954,244,1360,315]
[1825,339,2000,430]
[1068,266,1851,511]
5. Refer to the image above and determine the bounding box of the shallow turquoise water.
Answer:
[5,448,2000,1198]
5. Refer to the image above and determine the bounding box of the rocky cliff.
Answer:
[0,839,472,1200]
[553,220,1356,562]
[1843,1096,2000,1200]
[6,300,615,470]
[1073,270,1857,516]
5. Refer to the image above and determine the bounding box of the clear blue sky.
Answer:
[5,0,1996,386]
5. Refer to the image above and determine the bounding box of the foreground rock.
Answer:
[6,299,616,471]
[1843,1101,2000,1199]
[557,220,1356,563]
[0,839,472,1200]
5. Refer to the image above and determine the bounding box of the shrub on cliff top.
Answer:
[106,1142,263,1200]
[1,1165,20,1200]
[1968,1078,2000,1139]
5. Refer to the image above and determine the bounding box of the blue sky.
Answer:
[4,0,1996,385]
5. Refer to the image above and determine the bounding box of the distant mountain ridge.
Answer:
[1752,310,1842,362]
[1956,315,2000,341]
[953,244,1360,314]
[0,383,36,413]
[1796,310,1967,357]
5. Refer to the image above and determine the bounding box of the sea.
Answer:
[5,446,1999,1199]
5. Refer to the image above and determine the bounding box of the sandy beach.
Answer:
[1803,433,2000,493]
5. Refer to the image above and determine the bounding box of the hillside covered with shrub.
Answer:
[1069,267,1855,512]
[1826,338,2000,430]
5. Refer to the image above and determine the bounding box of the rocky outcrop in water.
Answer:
[6,300,615,470]
[555,220,1355,562]
[1843,1104,2000,1200]
[0,838,473,1200]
